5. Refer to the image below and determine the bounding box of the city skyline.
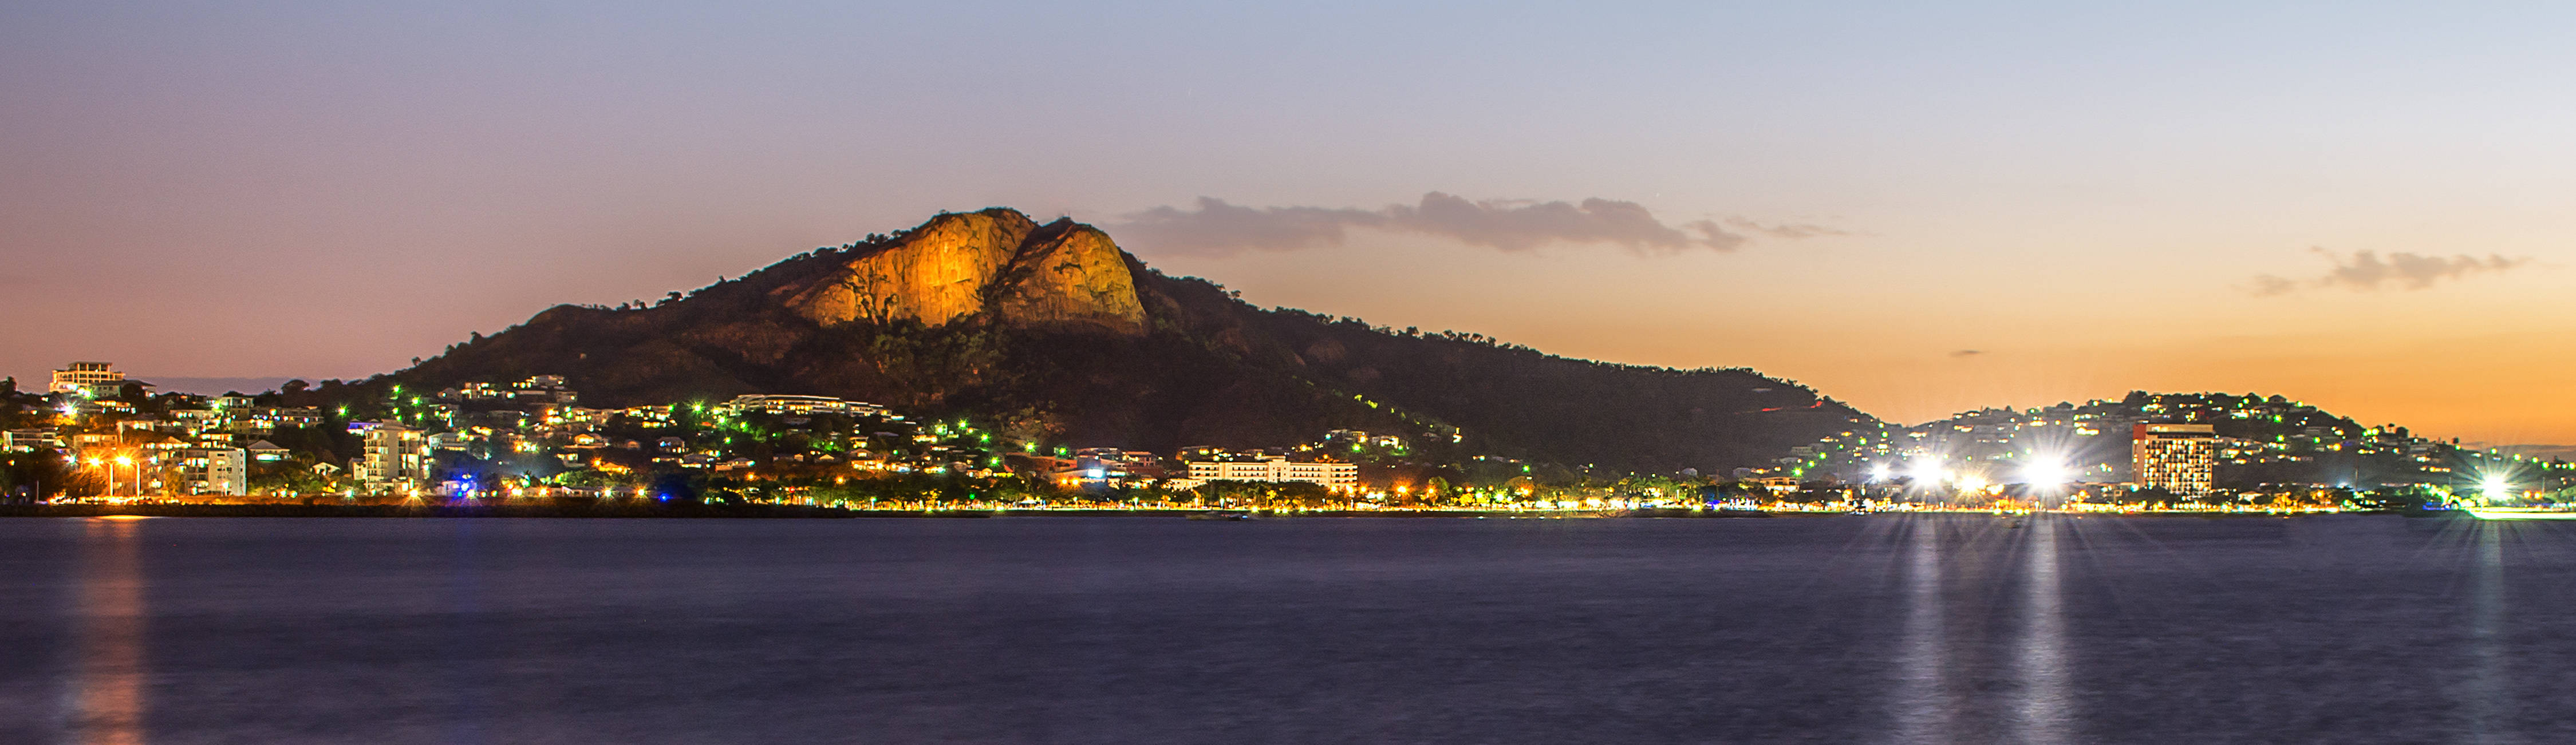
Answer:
[7,1,2575,445]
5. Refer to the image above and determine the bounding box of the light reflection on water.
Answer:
[68,518,147,745]
[2467,522,2512,745]
[1888,518,1950,744]
[2014,516,2071,745]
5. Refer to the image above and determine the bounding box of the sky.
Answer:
[5,1,2574,444]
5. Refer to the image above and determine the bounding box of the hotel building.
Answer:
[1171,454,1359,491]
[2132,423,2219,498]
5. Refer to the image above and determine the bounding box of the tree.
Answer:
[839,269,903,326]
[2130,486,2178,506]
[1,450,77,502]
[648,472,701,504]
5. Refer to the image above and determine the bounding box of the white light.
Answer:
[1907,456,1945,485]
[2482,476,2510,499]
[2022,460,2072,487]
[1868,463,1891,482]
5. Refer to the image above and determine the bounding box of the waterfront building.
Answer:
[2133,422,2219,498]
[177,447,249,497]
[357,423,432,492]
[1171,454,1358,491]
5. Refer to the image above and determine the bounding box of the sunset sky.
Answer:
[6,2,2573,445]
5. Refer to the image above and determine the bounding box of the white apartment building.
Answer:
[357,423,432,491]
[2,429,58,451]
[178,448,250,497]
[51,361,124,395]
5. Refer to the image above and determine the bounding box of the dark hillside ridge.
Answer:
[390,208,1871,473]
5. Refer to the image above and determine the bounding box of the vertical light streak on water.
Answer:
[446,521,488,745]
[1889,518,1948,745]
[2467,524,2512,744]
[2013,516,2071,745]
[68,519,147,745]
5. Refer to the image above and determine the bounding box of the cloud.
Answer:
[1949,349,1984,358]
[1385,192,1743,252]
[1725,217,1855,239]
[2244,274,2299,296]
[2314,248,2531,290]
[1113,192,1759,256]
[2246,247,2536,295]
[1113,197,1383,254]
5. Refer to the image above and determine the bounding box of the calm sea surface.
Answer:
[2,514,2572,744]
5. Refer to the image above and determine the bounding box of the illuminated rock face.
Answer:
[993,223,1147,333]
[783,209,1145,335]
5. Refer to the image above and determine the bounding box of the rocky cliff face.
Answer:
[778,209,1145,335]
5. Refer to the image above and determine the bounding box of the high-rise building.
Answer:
[356,423,431,492]
[51,361,124,395]
[2132,423,2218,498]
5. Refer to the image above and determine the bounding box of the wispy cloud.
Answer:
[2247,247,2535,295]
[1725,217,1856,239]
[1113,198,1383,253]
[1113,192,1797,257]
[2243,274,2301,297]
[1949,349,1984,358]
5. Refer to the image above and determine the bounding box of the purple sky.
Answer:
[7,1,2575,443]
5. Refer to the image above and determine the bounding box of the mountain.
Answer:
[381,208,1871,473]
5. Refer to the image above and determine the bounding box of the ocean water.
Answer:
[2,513,2571,744]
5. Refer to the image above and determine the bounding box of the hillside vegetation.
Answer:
[378,208,1871,473]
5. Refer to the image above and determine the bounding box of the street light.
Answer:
[2021,461,2072,488]
[85,456,108,497]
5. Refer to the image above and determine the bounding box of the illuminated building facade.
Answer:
[2132,423,2218,498]
[717,394,888,418]
[51,361,124,395]
[356,423,432,491]
[178,447,249,497]
[2,429,58,451]
[1174,454,1358,490]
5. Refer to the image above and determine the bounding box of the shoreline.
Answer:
[0,504,2425,520]
[0,503,859,519]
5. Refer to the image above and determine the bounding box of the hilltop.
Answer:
[370,208,1868,473]
[1778,390,2495,489]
